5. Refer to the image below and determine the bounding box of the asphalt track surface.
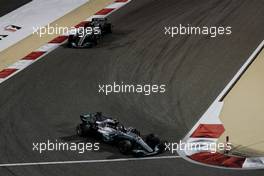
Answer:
[0,0,31,17]
[0,0,264,175]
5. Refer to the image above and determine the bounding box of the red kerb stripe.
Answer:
[95,8,115,15]
[75,21,90,28]
[0,68,18,78]
[49,35,68,43]
[115,0,129,2]
[191,124,225,138]
[22,51,46,60]
[190,152,245,168]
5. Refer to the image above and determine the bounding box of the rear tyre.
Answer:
[157,140,166,153]
[118,140,132,154]
[145,134,161,150]
[67,35,74,48]
[107,25,112,33]
[104,23,112,34]
[76,124,84,137]
[93,39,98,46]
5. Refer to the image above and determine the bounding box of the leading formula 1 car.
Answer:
[67,18,112,48]
[76,112,165,157]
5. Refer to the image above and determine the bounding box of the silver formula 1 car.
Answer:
[67,18,112,48]
[76,112,165,157]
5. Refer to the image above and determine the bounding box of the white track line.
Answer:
[0,156,181,167]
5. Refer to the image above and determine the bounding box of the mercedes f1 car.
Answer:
[67,18,112,48]
[76,112,165,157]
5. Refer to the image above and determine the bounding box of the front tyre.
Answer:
[118,140,132,154]
[105,23,112,33]
[145,134,161,150]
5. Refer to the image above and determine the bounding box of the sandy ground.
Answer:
[218,46,264,157]
[0,0,114,71]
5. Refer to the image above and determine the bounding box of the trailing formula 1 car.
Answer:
[90,17,112,34]
[67,18,112,48]
[76,112,165,157]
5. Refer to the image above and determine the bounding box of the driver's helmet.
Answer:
[110,119,119,126]
[117,124,126,132]
[127,127,141,136]
[105,119,119,128]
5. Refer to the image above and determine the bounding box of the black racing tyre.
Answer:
[68,35,74,42]
[85,38,97,48]
[157,140,166,153]
[67,43,72,48]
[67,35,74,47]
[106,24,112,33]
[77,123,92,136]
[118,140,132,154]
[76,124,84,137]
[145,134,161,150]
[93,39,98,45]
[83,41,96,48]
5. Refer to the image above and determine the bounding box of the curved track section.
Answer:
[0,0,264,175]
